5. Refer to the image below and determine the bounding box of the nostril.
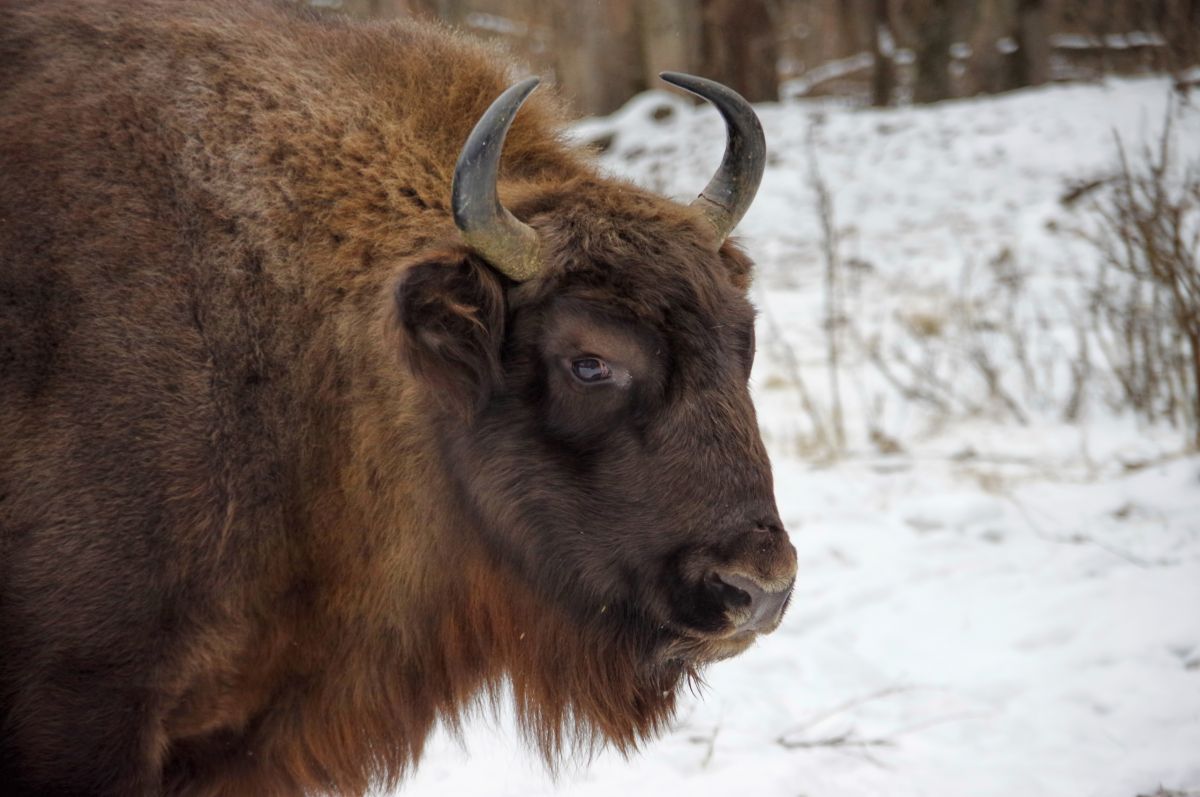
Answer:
[714,571,765,603]
[752,518,785,535]
[711,570,792,634]
[710,572,753,609]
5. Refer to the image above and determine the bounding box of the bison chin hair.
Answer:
[401,555,705,783]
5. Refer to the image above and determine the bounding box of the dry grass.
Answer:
[1082,106,1200,448]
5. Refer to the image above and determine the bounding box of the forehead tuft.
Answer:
[513,178,750,330]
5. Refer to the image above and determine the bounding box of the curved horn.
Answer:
[660,72,766,242]
[452,77,542,281]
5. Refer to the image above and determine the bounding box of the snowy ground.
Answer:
[397,78,1200,796]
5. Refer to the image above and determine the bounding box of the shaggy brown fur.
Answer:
[0,1,797,794]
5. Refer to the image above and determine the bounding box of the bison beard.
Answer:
[0,1,798,795]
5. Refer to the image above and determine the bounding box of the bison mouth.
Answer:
[661,629,760,665]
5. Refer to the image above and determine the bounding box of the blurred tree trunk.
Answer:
[964,0,1008,95]
[1156,0,1200,74]
[836,0,864,56]
[1010,0,1050,88]
[640,0,703,86]
[555,0,646,115]
[912,0,954,103]
[869,0,894,106]
[700,0,779,102]
[426,0,466,21]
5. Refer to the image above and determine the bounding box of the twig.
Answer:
[807,123,846,452]
[1003,492,1181,568]
[759,290,835,457]
[776,731,893,750]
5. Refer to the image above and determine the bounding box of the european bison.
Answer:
[0,1,798,794]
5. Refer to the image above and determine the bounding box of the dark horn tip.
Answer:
[658,71,740,106]
[451,77,541,224]
[657,71,766,242]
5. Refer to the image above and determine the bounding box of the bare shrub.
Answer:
[1083,113,1200,448]
[755,126,848,463]
[854,247,1061,430]
[781,101,1196,458]
[793,127,1063,454]
[808,126,847,452]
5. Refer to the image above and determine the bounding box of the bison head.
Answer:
[394,75,797,673]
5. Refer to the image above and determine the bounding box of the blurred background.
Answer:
[308,0,1199,115]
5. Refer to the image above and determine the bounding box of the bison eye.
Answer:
[570,357,612,384]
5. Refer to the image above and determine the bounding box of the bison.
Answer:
[0,1,798,794]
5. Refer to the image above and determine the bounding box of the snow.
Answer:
[780,52,874,100]
[1050,32,1168,50]
[394,78,1200,796]
[465,12,528,38]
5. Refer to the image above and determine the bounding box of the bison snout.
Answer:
[707,519,797,634]
[712,570,793,634]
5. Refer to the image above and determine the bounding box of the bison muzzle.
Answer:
[0,1,798,794]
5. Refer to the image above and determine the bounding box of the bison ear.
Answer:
[719,239,755,292]
[393,248,506,418]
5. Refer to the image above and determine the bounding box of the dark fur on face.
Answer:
[0,2,796,795]
[412,181,791,648]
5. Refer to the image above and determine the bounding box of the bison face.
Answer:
[394,192,797,666]
[394,73,795,671]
